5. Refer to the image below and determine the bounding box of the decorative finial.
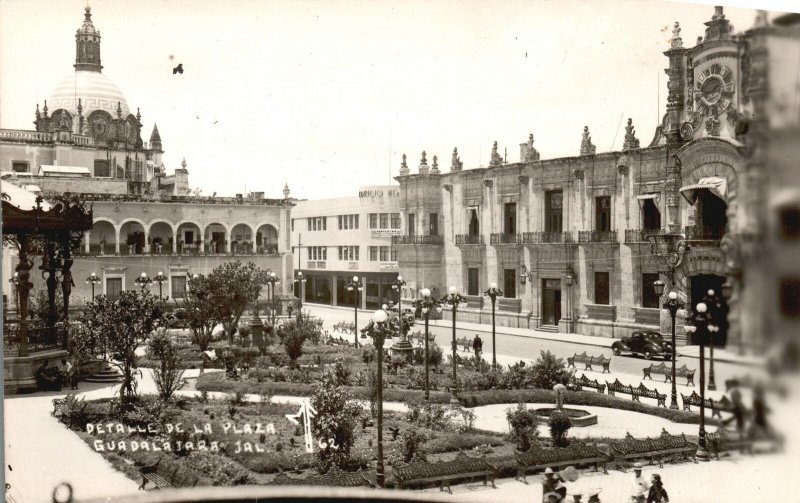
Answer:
[399,153,410,176]
[181,157,187,169]
[420,150,427,165]
[580,126,596,156]
[430,155,440,174]
[85,5,92,21]
[35,103,41,120]
[697,36,703,45]
[136,107,141,122]
[623,118,640,150]
[418,151,429,174]
[754,10,768,28]
[524,133,540,162]
[451,147,463,171]
[489,141,502,166]
[116,101,122,118]
[713,6,724,20]
[671,22,683,48]
[42,100,48,117]
[283,183,290,198]
[77,98,83,115]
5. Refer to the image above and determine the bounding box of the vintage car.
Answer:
[611,331,673,360]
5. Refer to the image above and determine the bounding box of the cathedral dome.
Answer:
[48,70,130,119]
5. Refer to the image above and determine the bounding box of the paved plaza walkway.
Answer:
[4,339,797,502]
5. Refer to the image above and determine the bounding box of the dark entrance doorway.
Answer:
[542,279,562,327]
[690,274,728,346]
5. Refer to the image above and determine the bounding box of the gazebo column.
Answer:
[42,242,59,329]
[61,235,74,349]
[15,235,33,357]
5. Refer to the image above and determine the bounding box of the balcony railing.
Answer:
[391,235,443,245]
[624,228,664,243]
[455,234,484,245]
[76,244,280,257]
[683,225,724,242]
[578,230,618,244]
[3,322,68,356]
[490,233,522,245]
[522,231,575,244]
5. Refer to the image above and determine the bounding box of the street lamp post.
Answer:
[347,276,363,348]
[654,280,681,409]
[134,272,152,291]
[484,282,503,370]
[390,275,406,341]
[702,288,726,391]
[153,271,167,301]
[85,272,101,301]
[293,271,306,323]
[362,309,391,487]
[413,288,442,401]
[444,285,466,405]
[265,272,280,326]
[685,303,710,461]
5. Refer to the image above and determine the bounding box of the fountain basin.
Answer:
[533,407,598,427]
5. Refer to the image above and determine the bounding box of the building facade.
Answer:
[1,7,295,308]
[393,7,800,353]
[290,186,402,310]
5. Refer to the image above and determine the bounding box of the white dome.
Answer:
[48,70,130,119]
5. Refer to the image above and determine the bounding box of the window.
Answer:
[503,269,517,298]
[504,203,516,234]
[780,278,800,318]
[379,246,389,261]
[369,246,378,261]
[596,196,611,232]
[594,272,610,305]
[307,219,311,231]
[390,249,397,261]
[11,161,29,173]
[780,207,800,240]
[338,246,359,261]
[379,213,389,229]
[308,246,327,260]
[338,214,359,230]
[408,214,416,235]
[642,199,661,231]
[429,213,439,236]
[467,268,479,296]
[94,159,110,177]
[184,230,194,244]
[641,273,660,308]
[468,208,479,236]
[106,278,122,300]
[545,190,563,233]
[391,213,401,229]
[171,276,187,299]
[308,217,327,231]
[369,213,378,229]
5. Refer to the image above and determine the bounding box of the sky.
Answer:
[0,0,796,200]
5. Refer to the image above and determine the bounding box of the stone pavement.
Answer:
[304,303,766,367]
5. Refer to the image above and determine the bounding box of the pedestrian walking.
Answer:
[473,333,483,358]
[647,474,669,502]
[630,462,650,503]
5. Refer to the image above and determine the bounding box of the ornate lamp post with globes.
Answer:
[412,288,443,401]
[684,302,711,461]
[346,276,363,348]
[484,282,503,370]
[702,286,731,391]
[390,275,406,341]
[134,272,152,291]
[293,271,307,323]
[443,285,466,405]
[265,271,280,326]
[653,280,682,409]
[85,272,101,301]
[360,309,392,487]
[153,271,168,301]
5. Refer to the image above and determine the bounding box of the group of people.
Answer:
[35,357,79,391]
[541,463,669,502]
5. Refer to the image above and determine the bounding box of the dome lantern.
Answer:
[74,6,102,72]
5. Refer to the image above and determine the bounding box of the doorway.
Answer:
[690,274,728,346]
[697,190,728,239]
[542,279,562,326]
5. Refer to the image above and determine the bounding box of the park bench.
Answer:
[455,336,472,352]
[51,394,87,419]
[643,362,695,386]
[393,453,496,493]
[706,428,755,459]
[609,430,697,469]
[139,456,203,490]
[680,391,732,418]
[605,379,666,407]
[514,444,608,484]
[567,352,611,373]
[333,321,356,334]
[270,467,375,487]
[570,374,606,394]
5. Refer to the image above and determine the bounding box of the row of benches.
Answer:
[643,362,696,386]
[332,321,356,334]
[567,352,612,373]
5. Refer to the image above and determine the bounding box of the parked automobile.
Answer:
[611,331,673,360]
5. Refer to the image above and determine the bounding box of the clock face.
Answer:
[92,117,108,137]
[694,64,734,117]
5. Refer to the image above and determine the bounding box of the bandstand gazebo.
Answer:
[2,185,92,393]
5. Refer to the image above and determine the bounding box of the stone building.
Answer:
[393,7,800,353]
[1,7,295,306]
[290,186,402,310]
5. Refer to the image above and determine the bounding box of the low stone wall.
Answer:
[4,348,69,394]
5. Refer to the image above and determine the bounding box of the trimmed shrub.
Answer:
[531,350,572,390]
[549,410,572,447]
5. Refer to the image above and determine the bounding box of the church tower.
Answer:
[74,6,102,72]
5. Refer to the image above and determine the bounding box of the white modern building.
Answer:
[290,186,403,310]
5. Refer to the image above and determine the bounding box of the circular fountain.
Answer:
[533,384,598,427]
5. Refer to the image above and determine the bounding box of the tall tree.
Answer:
[81,290,165,404]
[207,261,269,344]
[182,273,219,351]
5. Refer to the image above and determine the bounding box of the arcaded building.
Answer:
[1,7,295,306]
[393,7,800,353]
